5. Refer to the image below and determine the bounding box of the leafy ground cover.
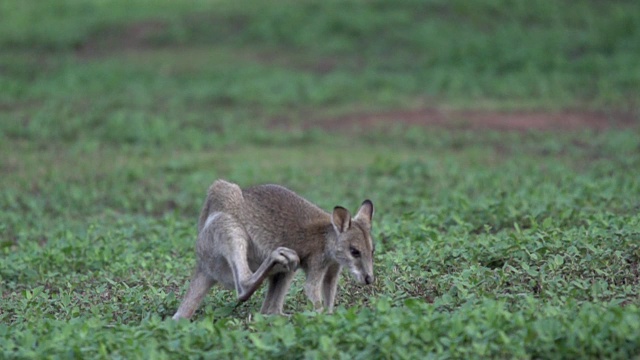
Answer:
[1,0,639,358]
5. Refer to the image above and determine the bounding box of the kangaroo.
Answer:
[172,179,375,319]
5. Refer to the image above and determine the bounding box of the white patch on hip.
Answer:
[203,212,223,230]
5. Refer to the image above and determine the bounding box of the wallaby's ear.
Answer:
[332,206,351,233]
[355,199,374,225]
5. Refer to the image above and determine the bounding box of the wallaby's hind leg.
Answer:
[204,212,300,304]
[172,267,215,320]
[260,271,296,315]
[173,212,299,320]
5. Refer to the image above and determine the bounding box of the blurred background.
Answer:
[2,0,639,237]
[2,0,639,140]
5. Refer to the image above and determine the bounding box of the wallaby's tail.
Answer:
[197,179,244,232]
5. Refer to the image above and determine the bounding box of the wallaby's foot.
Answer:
[236,247,300,303]
[172,313,188,321]
[270,247,300,273]
[261,310,292,317]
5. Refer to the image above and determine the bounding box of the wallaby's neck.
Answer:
[321,222,339,258]
[300,218,338,259]
[325,232,339,259]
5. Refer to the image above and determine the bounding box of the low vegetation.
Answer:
[1,0,639,358]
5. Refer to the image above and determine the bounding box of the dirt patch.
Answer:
[272,107,639,133]
[295,108,638,132]
[76,20,168,59]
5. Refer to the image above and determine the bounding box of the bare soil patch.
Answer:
[76,20,168,59]
[72,20,637,133]
[301,108,638,132]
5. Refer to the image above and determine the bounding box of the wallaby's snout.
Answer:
[359,257,374,285]
[357,253,374,286]
[364,274,373,285]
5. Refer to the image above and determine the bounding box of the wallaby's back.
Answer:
[242,184,329,226]
[201,180,329,239]
[241,184,330,245]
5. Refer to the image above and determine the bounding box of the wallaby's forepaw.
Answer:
[271,247,300,272]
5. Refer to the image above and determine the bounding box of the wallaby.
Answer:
[172,179,375,319]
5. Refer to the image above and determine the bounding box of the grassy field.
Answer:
[1,0,640,358]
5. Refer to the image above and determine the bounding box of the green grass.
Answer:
[1,0,640,358]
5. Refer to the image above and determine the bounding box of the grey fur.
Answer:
[172,180,375,319]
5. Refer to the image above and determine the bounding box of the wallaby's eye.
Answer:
[349,247,361,258]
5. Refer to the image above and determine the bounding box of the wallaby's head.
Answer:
[331,200,375,285]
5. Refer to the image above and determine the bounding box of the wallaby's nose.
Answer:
[364,274,373,285]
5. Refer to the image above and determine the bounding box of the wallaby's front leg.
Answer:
[260,271,296,315]
[304,270,324,311]
[321,264,341,313]
[233,247,300,303]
